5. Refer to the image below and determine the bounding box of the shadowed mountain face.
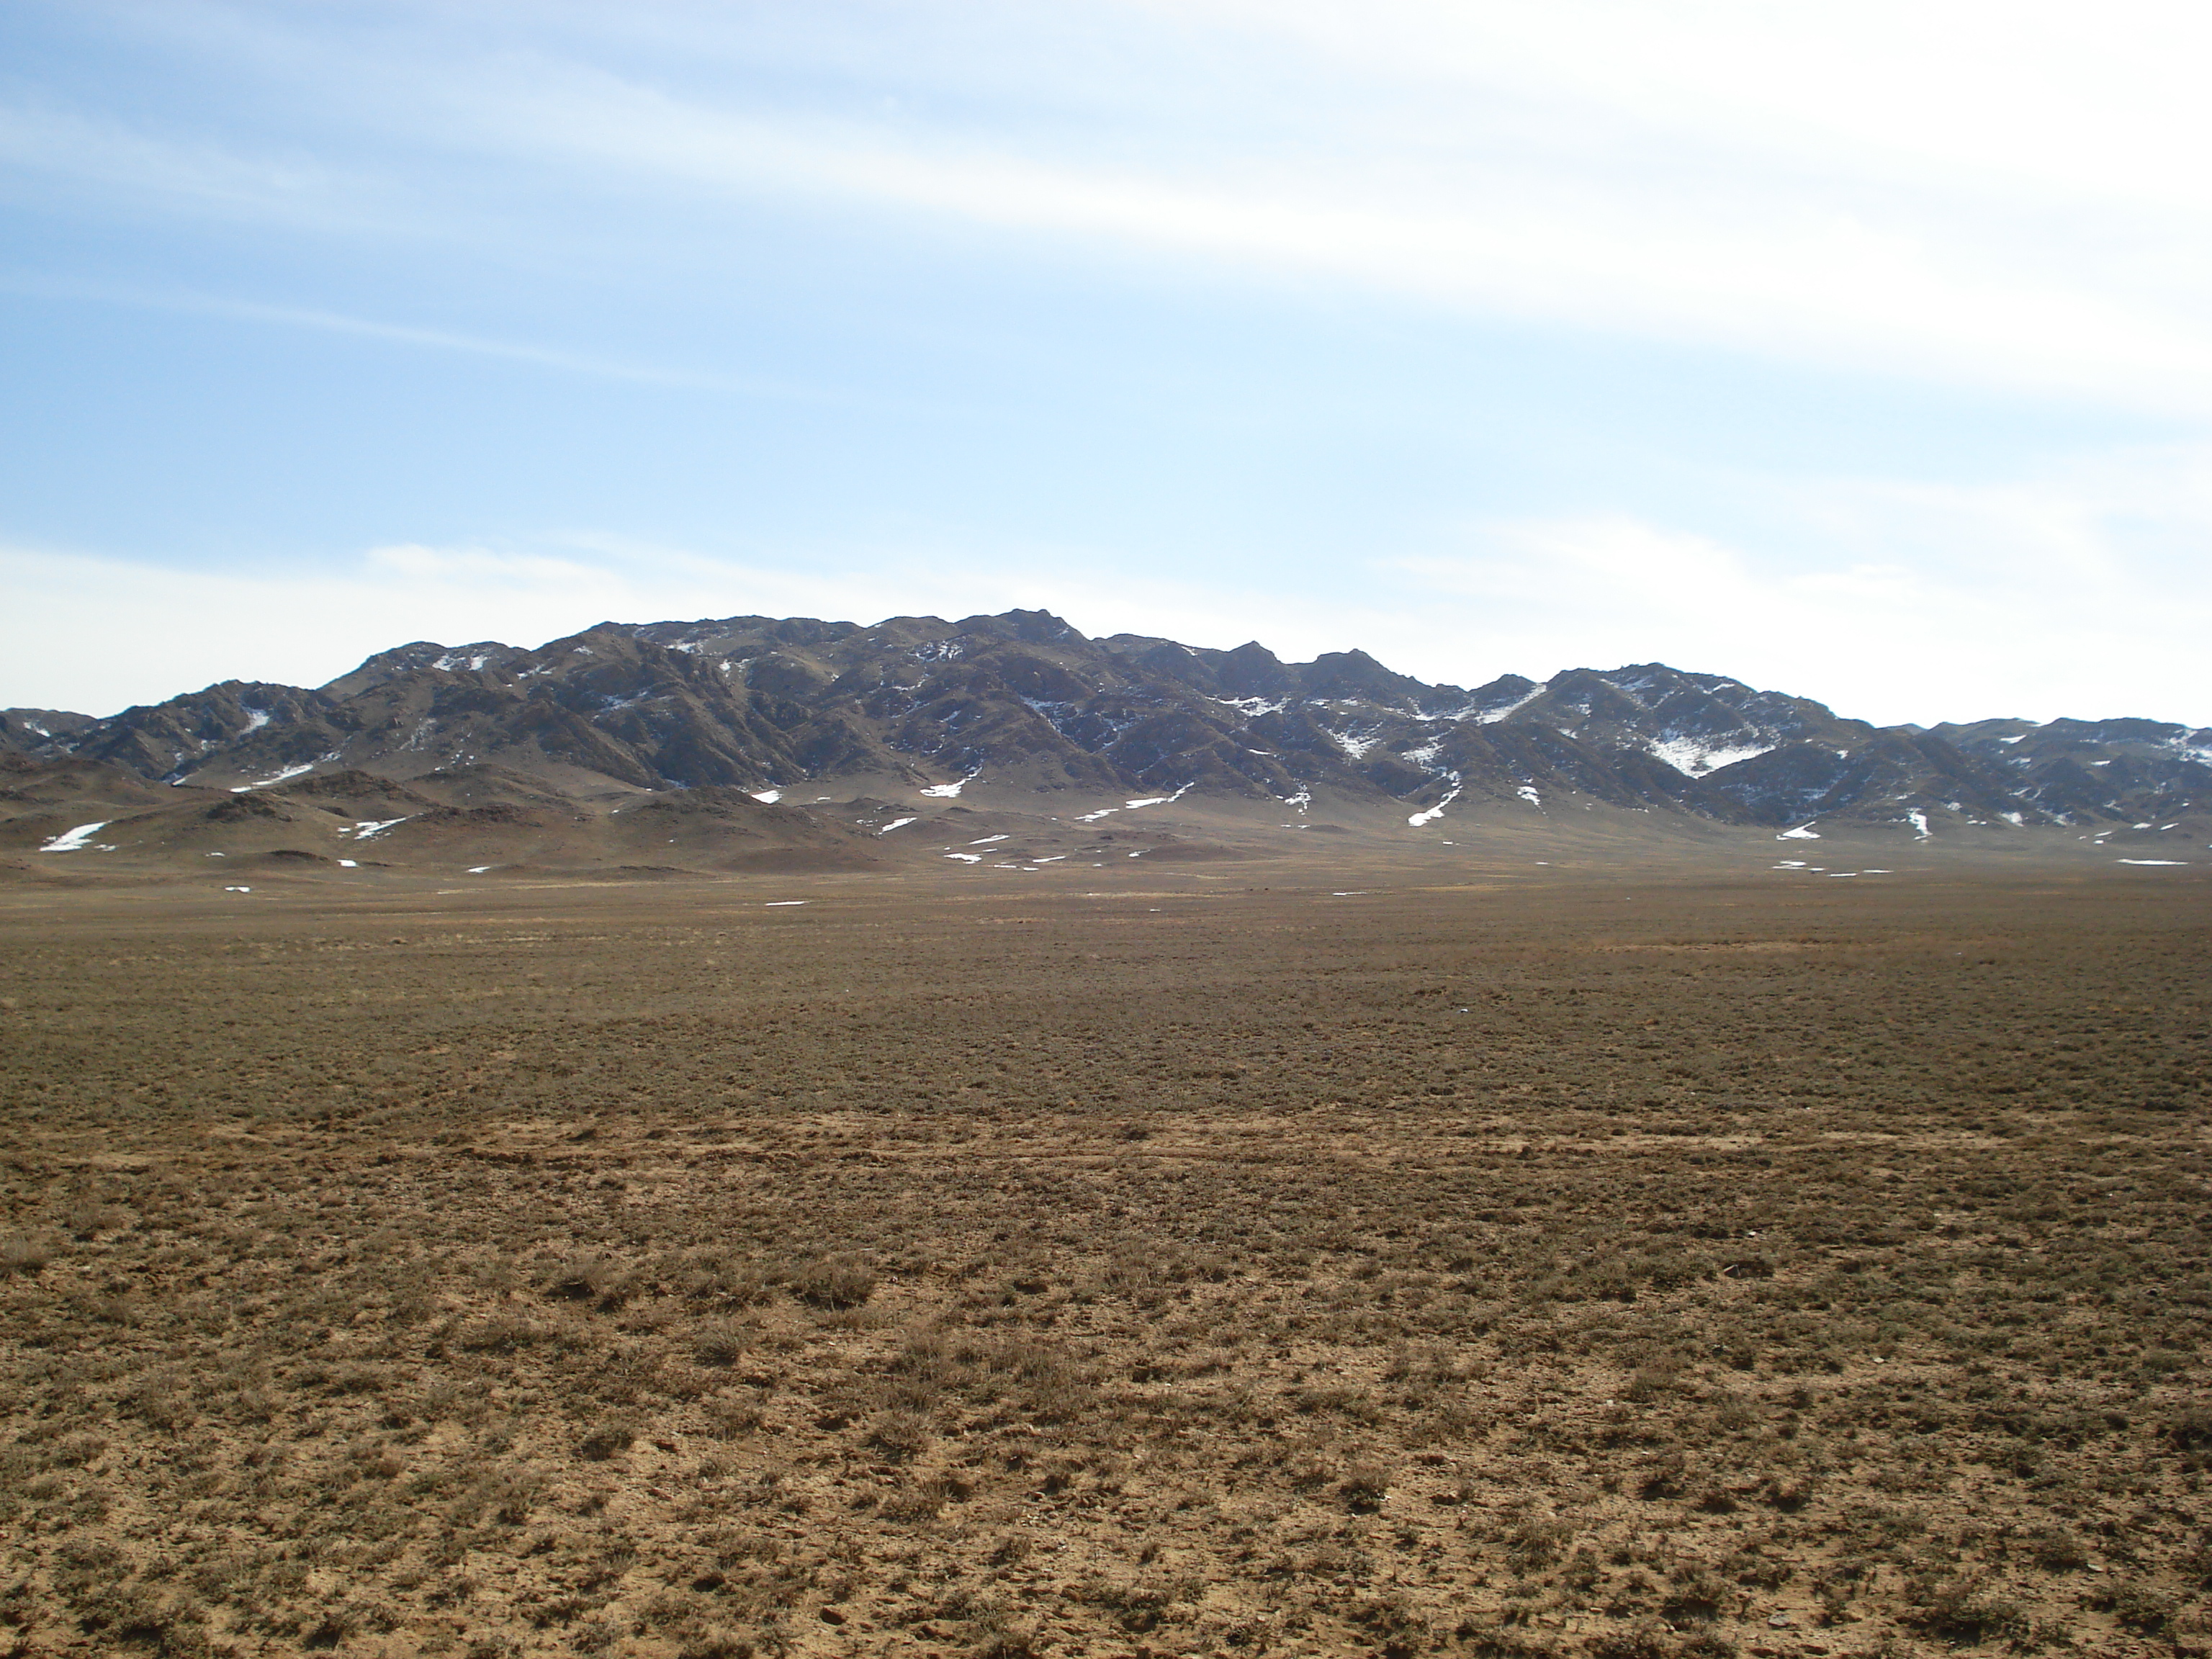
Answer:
[17,610,2211,830]
[0,709,98,754]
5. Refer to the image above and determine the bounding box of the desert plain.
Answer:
[2,822,2208,1659]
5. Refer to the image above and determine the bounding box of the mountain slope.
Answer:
[18,609,2208,835]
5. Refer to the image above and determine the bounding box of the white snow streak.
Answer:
[1473,688,1542,724]
[1408,778,1465,827]
[230,762,315,792]
[1124,786,1191,809]
[39,822,109,853]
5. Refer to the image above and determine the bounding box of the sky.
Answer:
[4,1,2211,727]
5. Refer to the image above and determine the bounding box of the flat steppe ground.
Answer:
[1,852,2208,1659]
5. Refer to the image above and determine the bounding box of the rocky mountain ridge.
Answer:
[8,610,2208,834]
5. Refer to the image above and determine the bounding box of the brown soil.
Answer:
[1,852,2207,1659]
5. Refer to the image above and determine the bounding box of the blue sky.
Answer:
[5,1,2210,725]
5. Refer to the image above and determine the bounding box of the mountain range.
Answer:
[5,609,2208,853]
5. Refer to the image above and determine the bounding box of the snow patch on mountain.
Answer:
[1123,786,1191,810]
[1408,775,1464,827]
[1472,688,1542,724]
[337,817,410,840]
[231,763,316,792]
[1645,735,1776,775]
[1328,727,1383,760]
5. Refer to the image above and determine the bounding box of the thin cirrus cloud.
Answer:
[18,3,2212,413]
[410,2,2212,413]
[0,273,871,403]
[0,94,381,230]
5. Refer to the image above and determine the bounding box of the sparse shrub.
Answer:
[0,1236,51,1274]
[1622,1364,1681,1403]
[693,1317,757,1367]
[542,1255,635,1308]
[1911,1573,2028,1642]
[703,1397,765,1438]
[1505,1516,1573,1573]
[457,1314,543,1352]
[1659,1566,1729,1624]
[1350,1592,1431,1658]
[879,1477,948,1521]
[64,1202,125,1238]
[2167,1407,2212,1452]
[1588,1622,1738,1659]
[2082,1578,2174,1632]
[569,1617,619,1652]
[868,1411,932,1460]
[1340,1460,1392,1511]
[1761,1474,1815,1511]
[971,1614,1043,1658]
[49,1431,105,1466]
[789,1258,876,1309]
[576,1421,635,1462]
[2025,1524,2089,1571]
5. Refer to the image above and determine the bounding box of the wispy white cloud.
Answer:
[17,4,2212,410]
[0,273,868,401]
[418,38,2212,413]
[0,91,385,229]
